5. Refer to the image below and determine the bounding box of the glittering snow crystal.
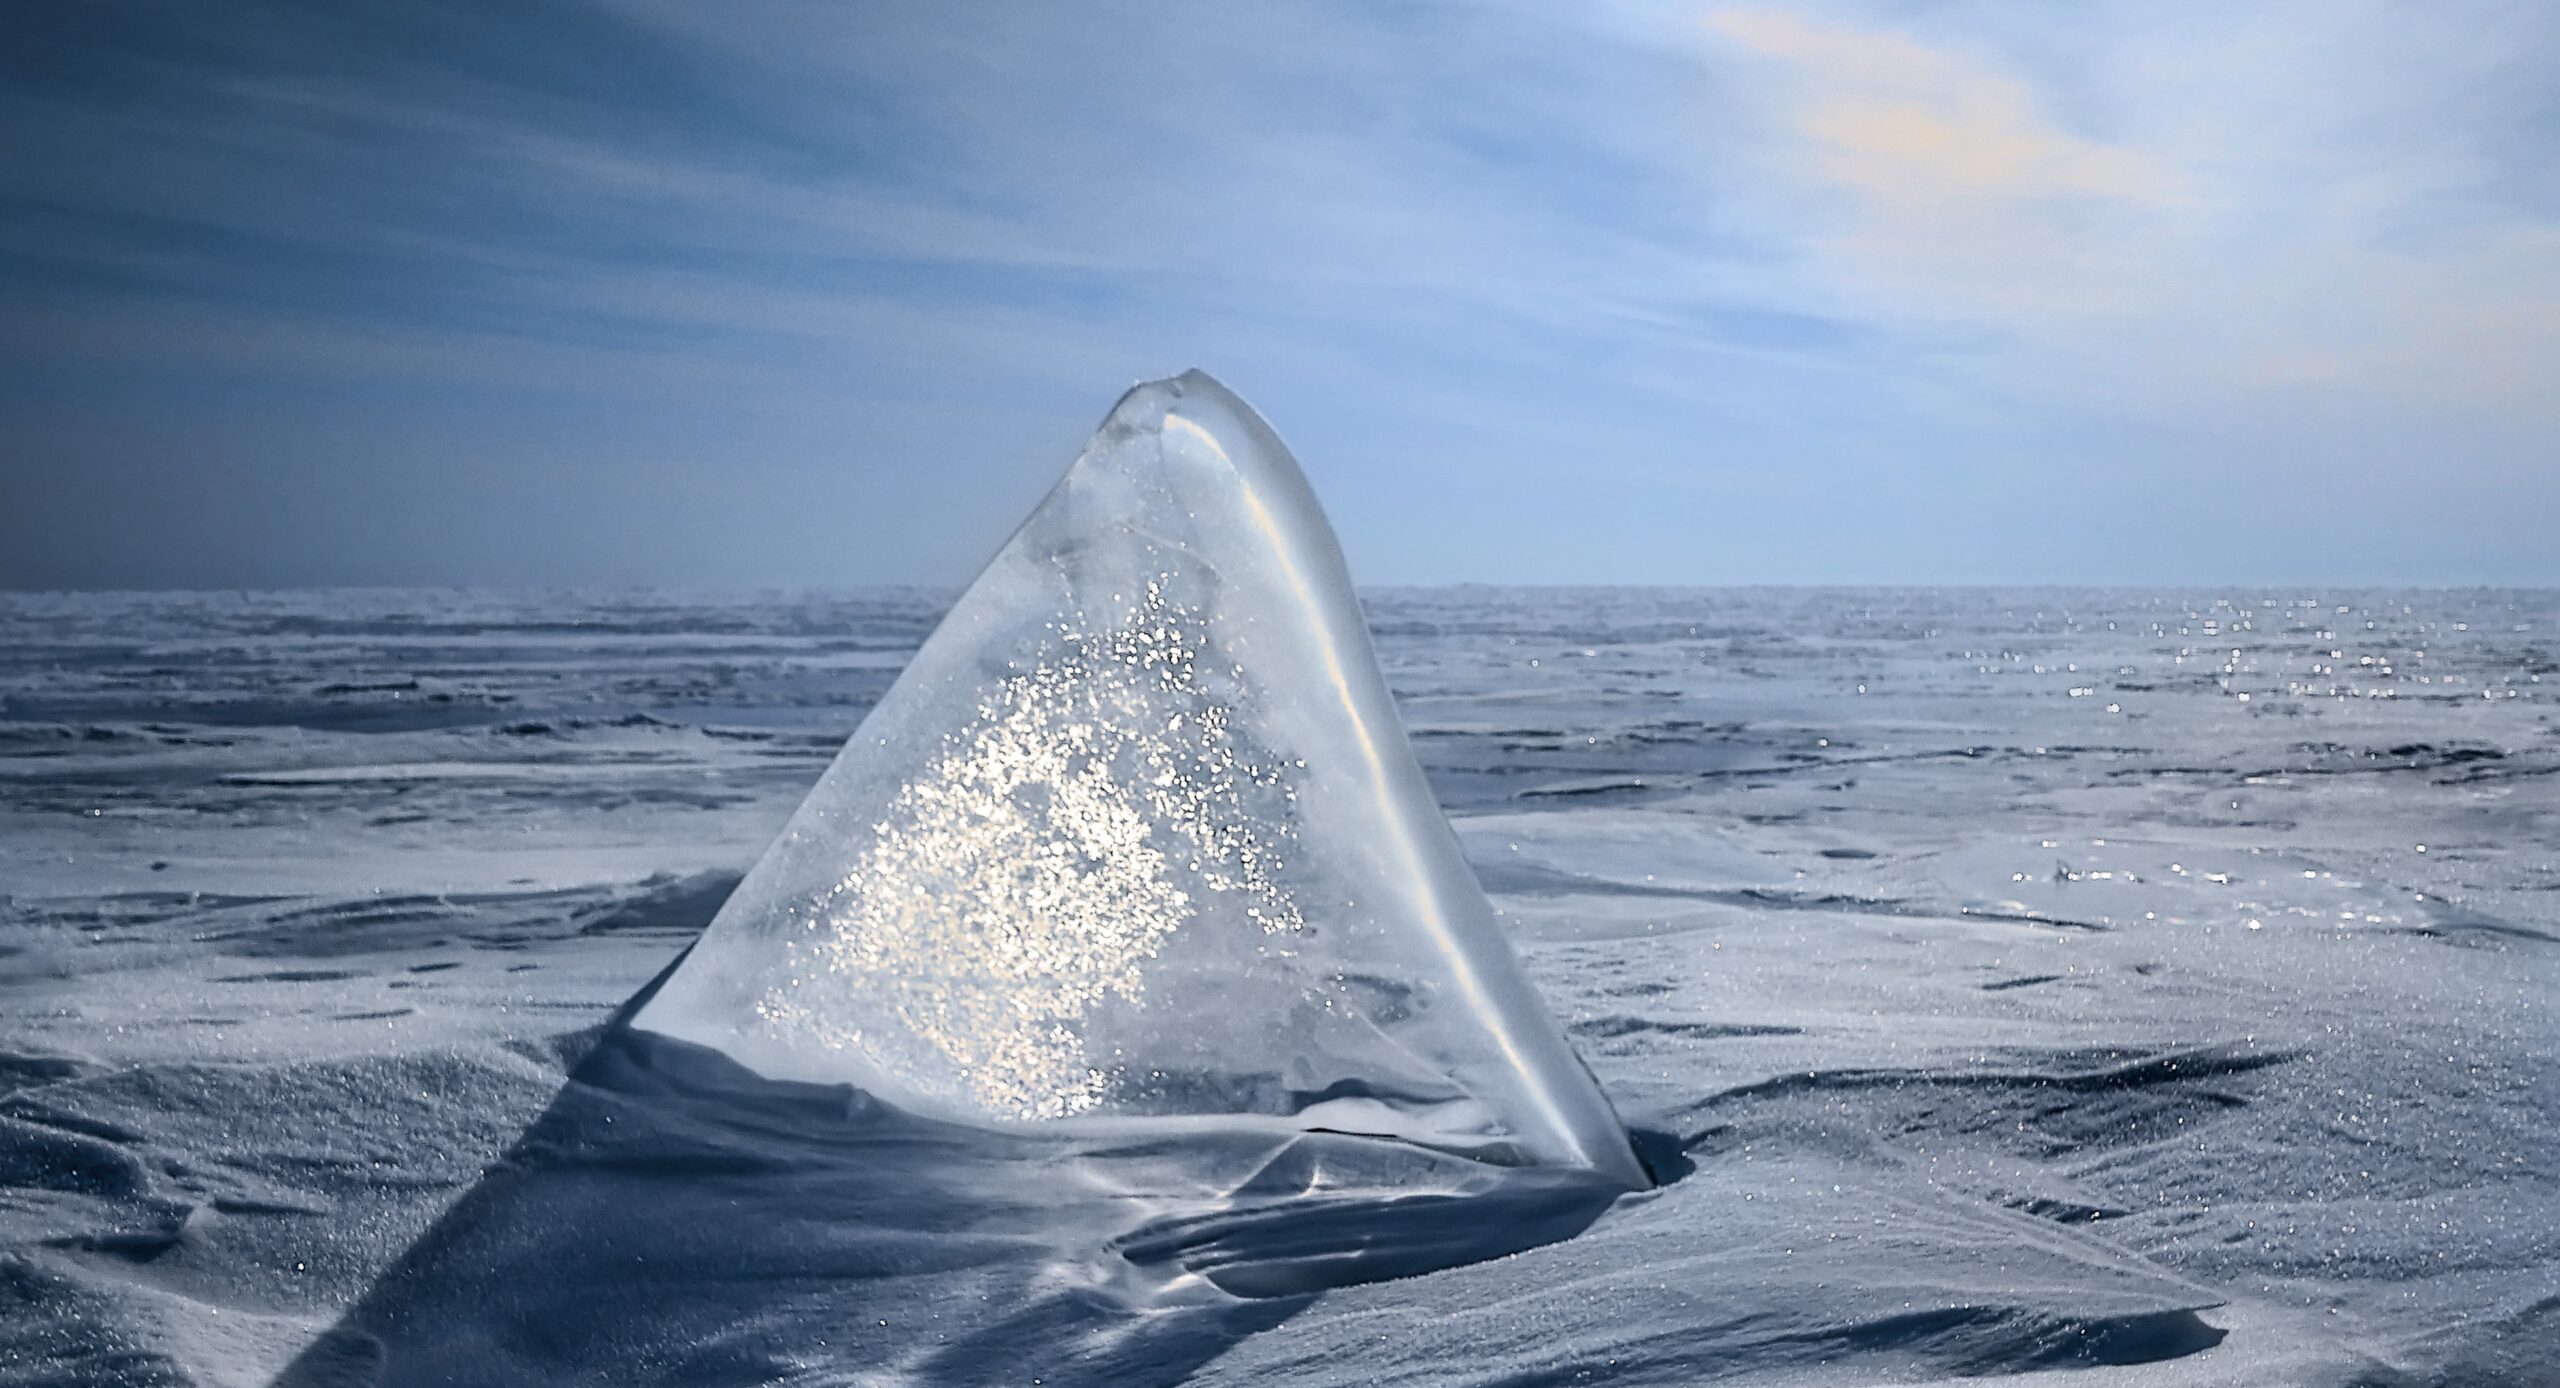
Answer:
[631,371,1645,1186]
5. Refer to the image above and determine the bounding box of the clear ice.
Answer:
[632,371,1646,1187]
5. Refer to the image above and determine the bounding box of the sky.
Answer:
[4,0,2555,590]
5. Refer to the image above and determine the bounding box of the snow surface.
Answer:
[2,586,2553,1386]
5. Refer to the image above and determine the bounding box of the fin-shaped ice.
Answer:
[632,371,1646,1187]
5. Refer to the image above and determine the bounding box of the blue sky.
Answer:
[4,0,2555,588]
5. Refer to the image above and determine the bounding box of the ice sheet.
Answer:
[2,583,2554,1386]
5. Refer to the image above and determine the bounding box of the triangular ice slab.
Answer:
[632,371,1645,1186]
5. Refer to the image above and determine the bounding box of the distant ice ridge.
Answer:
[632,371,1644,1187]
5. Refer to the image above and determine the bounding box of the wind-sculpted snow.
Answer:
[633,373,1645,1184]
[1,579,2555,1385]
[262,1024,1634,1388]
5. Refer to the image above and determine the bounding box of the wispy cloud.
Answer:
[1695,1,2560,432]
[1,0,2553,587]
[1705,8,2184,319]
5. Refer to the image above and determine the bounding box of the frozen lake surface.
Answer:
[2,586,2553,1386]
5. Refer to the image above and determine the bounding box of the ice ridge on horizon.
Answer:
[631,370,1647,1187]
